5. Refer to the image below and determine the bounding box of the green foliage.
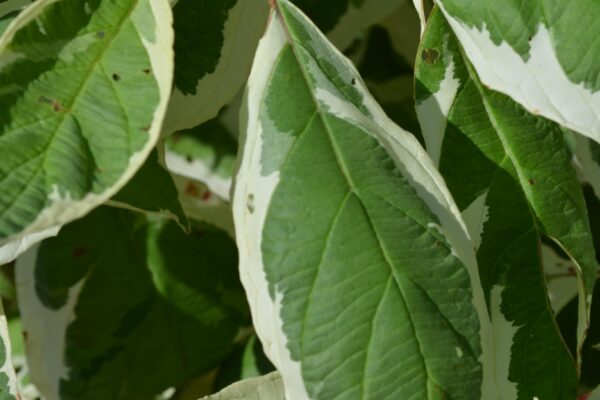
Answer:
[0,0,599,399]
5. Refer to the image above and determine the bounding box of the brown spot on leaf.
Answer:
[528,178,535,185]
[351,78,356,85]
[142,68,151,75]
[22,330,28,341]
[112,73,121,82]
[141,124,151,132]
[185,182,199,197]
[202,190,212,202]
[421,48,439,64]
[52,100,63,112]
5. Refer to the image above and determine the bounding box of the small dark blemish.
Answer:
[185,155,193,163]
[97,31,105,39]
[52,100,63,112]
[141,124,151,132]
[247,194,255,214]
[142,68,151,75]
[22,331,28,341]
[202,190,212,202]
[185,182,199,197]
[528,178,535,185]
[351,78,356,85]
[421,48,439,64]
[112,73,121,82]
[73,246,87,258]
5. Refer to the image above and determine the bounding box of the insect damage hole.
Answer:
[421,48,439,64]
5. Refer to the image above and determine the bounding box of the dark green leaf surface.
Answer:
[16,208,247,400]
[111,148,188,230]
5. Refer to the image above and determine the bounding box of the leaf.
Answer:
[166,116,238,201]
[0,0,174,244]
[292,0,405,50]
[0,225,58,265]
[415,9,590,398]
[213,335,275,392]
[0,0,30,36]
[434,0,600,145]
[0,299,18,399]
[233,1,494,398]
[172,174,235,237]
[110,148,189,230]
[15,207,248,400]
[201,372,284,400]
[411,0,426,35]
[162,0,270,135]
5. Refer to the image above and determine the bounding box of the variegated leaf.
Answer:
[233,1,494,398]
[415,9,590,398]
[15,207,247,400]
[162,0,270,135]
[201,372,284,400]
[0,0,174,245]
[434,0,600,146]
[0,299,18,399]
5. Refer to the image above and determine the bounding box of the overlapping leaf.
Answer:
[202,372,284,400]
[234,1,494,398]
[15,208,248,400]
[0,0,174,244]
[415,9,594,398]
[162,0,269,134]
[0,300,18,399]
[433,0,600,146]
[110,148,188,230]
[292,0,405,50]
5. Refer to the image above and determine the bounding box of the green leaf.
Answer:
[110,148,189,230]
[433,0,600,145]
[234,1,494,398]
[162,0,270,135]
[201,372,284,400]
[0,0,174,244]
[415,9,590,398]
[15,207,247,400]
